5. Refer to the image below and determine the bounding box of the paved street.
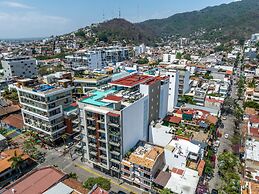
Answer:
[209,75,241,191]
[37,147,142,194]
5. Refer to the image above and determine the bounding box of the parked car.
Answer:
[211,189,218,194]
[214,140,220,147]
[224,134,229,139]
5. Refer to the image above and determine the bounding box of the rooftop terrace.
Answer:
[110,74,154,88]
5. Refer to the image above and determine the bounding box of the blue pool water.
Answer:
[81,89,117,106]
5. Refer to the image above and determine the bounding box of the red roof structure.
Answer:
[250,115,259,124]
[110,74,153,88]
[165,116,182,124]
[103,95,123,102]
[3,167,65,194]
[171,168,184,175]
[89,186,109,194]
[249,127,259,138]
[2,114,24,129]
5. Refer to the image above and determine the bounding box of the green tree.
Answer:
[83,177,111,191]
[137,57,149,64]
[244,101,259,109]
[160,188,172,194]
[9,151,24,173]
[68,172,78,180]
[61,134,68,145]
[2,89,19,102]
[176,52,182,59]
[218,151,238,174]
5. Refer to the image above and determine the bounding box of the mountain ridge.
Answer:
[71,0,259,44]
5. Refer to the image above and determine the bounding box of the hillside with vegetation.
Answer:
[83,0,259,44]
[139,0,259,42]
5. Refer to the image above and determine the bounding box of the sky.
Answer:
[0,0,238,39]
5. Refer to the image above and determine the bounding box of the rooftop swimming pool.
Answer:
[33,84,55,92]
[81,88,117,107]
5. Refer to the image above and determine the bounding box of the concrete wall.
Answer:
[166,71,179,111]
[2,58,37,80]
[149,124,173,147]
[122,96,149,155]
[159,82,169,119]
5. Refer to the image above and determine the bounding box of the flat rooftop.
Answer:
[110,74,154,88]
[123,142,163,169]
[166,167,199,194]
[80,87,117,107]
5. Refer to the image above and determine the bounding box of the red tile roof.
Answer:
[205,98,224,104]
[89,186,109,194]
[165,116,182,124]
[103,95,123,102]
[2,114,24,129]
[171,168,184,175]
[250,115,259,124]
[0,105,21,117]
[226,70,233,75]
[198,160,205,176]
[3,167,65,194]
[249,127,259,138]
[110,74,153,88]
[107,112,120,117]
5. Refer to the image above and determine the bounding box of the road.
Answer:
[208,76,239,191]
[37,147,142,194]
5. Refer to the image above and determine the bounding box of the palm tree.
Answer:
[61,134,68,145]
[9,151,24,174]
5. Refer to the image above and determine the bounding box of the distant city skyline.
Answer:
[0,0,238,39]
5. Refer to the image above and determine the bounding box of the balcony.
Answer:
[108,122,120,128]
[109,140,120,147]
[89,142,97,148]
[100,154,107,160]
[87,117,95,121]
[99,146,106,151]
[89,150,97,156]
[87,126,96,131]
[111,166,120,172]
[110,150,120,156]
[110,158,121,164]
[88,134,96,139]
[98,129,106,133]
[97,119,105,123]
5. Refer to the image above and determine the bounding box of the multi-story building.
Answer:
[166,70,179,111]
[77,74,168,177]
[245,86,259,103]
[121,141,164,192]
[98,46,129,64]
[73,74,112,95]
[2,56,37,80]
[16,79,74,141]
[65,50,104,70]
[66,46,129,70]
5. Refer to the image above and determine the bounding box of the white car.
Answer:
[224,134,229,139]
[222,117,227,120]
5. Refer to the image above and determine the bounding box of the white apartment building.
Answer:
[97,46,129,64]
[2,56,37,80]
[65,50,104,70]
[77,74,168,177]
[166,70,179,111]
[16,79,74,141]
[163,54,176,64]
[134,44,147,56]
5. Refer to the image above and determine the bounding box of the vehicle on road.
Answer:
[224,134,229,139]
[222,117,227,120]
[211,189,218,194]
[214,140,220,147]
